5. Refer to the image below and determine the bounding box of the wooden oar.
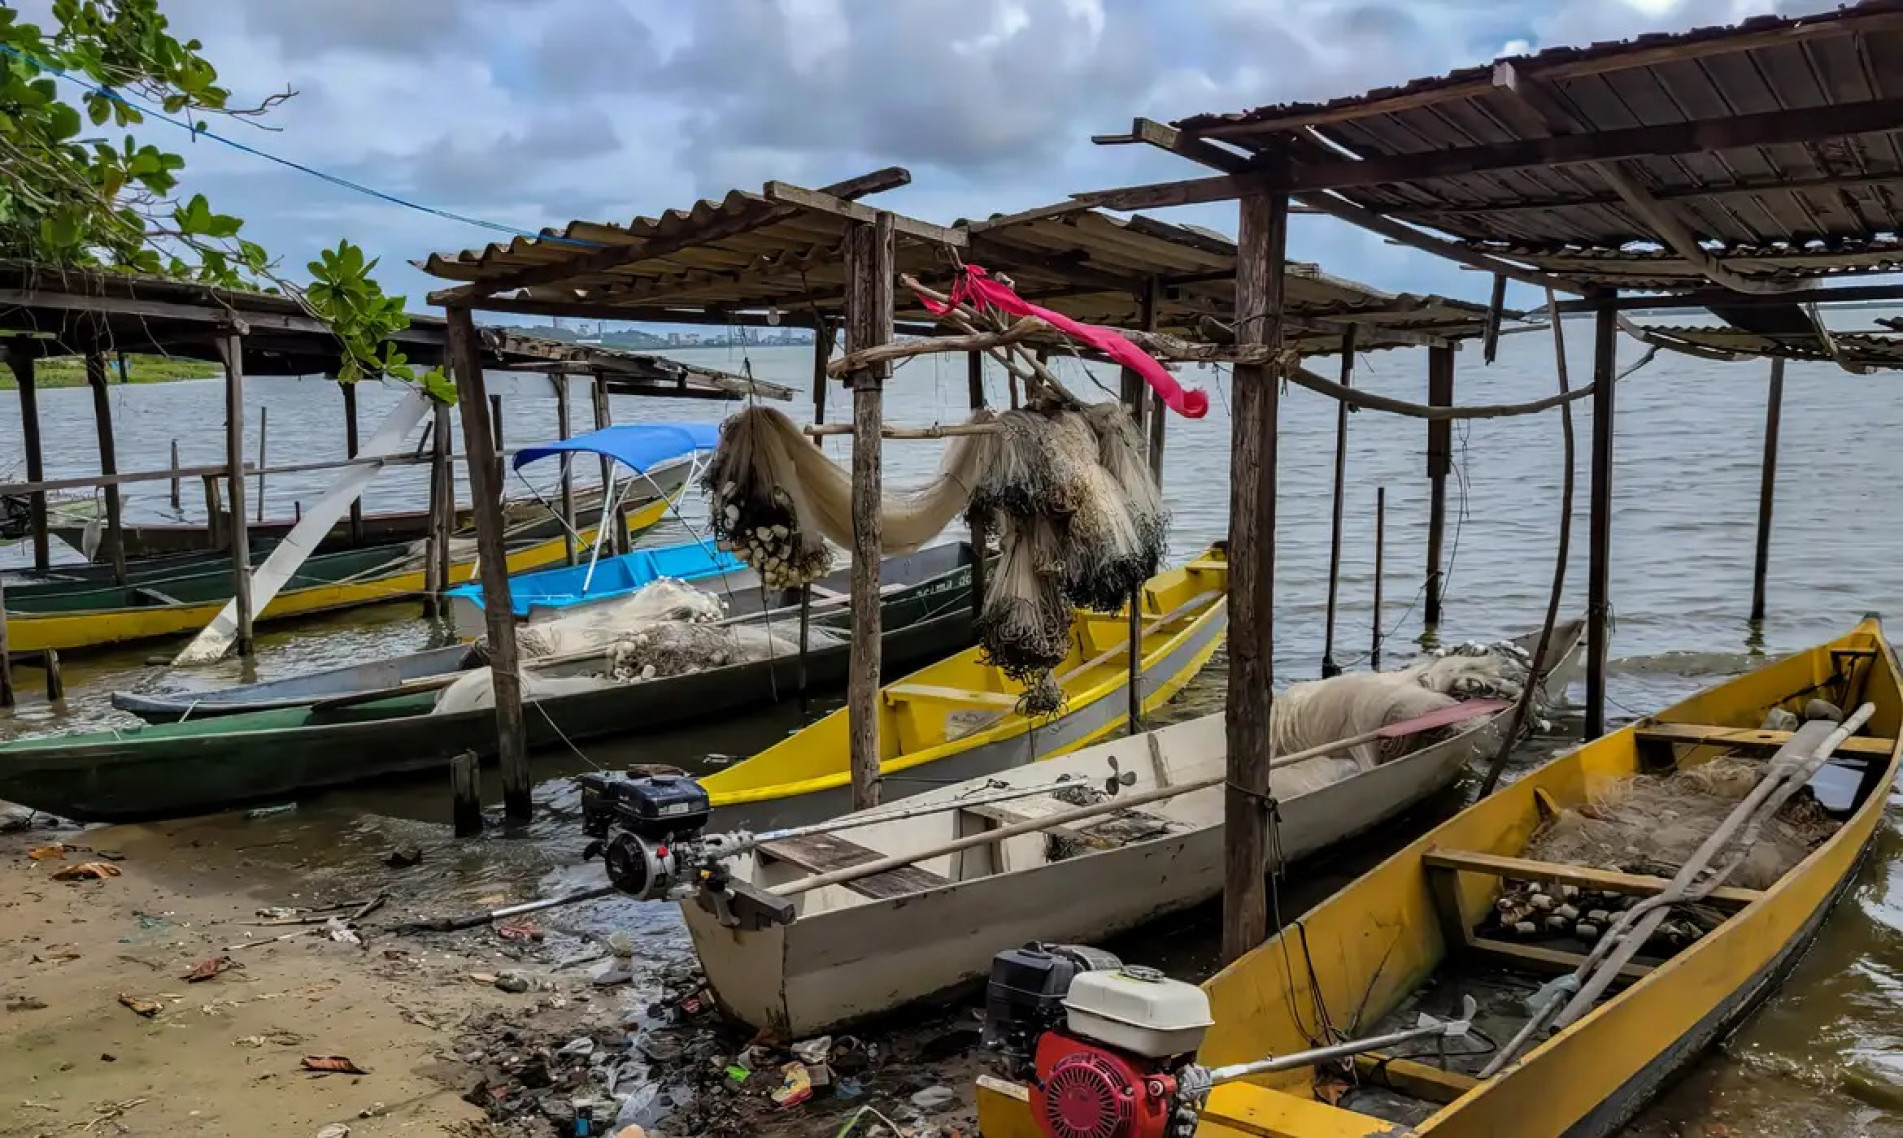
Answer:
[777,698,1508,898]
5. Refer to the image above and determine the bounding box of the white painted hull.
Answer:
[683,621,1585,1037]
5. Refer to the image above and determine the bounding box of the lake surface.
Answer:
[3,327,1901,1133]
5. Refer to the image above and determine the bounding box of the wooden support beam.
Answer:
[1751,357,1784,624]
[1423,848,1766,907]
[446,305,532,822]
[1424,344,1453,628]
[1082,96,1903,204]
[1585,296,1617,739]
[764,182,967,248]
[1321,323,1355,678]
[844,212,895,812]
[1482,273,1508,364]
[552,376,577,566]
[1223,168,1289,965]
[84,351,128,583]
[7,340,49,572]
[216,335,253,656]
[967,350,988,625]
[341,382,364,546]
[812,318,836,430]
[1634,721,1896,759]
[1389,169,1903,221]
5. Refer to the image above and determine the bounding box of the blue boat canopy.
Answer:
[512,423,721,475]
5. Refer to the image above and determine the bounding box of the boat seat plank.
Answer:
[1635,722,1895,758]
[1467,935,1653,982]
[883,683,1020,710]
[133,586,185,606]
[755,832,948,900]
[964,796,1174,852]
[1351,1053,1478,1104]
[1423,849,1765,907]
[1182,559,1228,574]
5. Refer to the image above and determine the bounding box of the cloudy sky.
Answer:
[26,0,1844,311]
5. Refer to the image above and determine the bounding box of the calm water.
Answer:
[3,327,1902,1132]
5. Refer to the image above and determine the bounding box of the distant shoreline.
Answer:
[0,354,220,389]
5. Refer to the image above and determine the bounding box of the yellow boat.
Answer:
[700,546,1230,830]
[4,496,673,653]
[978,616,1903,1138]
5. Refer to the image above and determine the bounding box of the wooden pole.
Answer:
[422,406,449,617]
[446,306,532,822]
[169,440,182,508]
[1373,486,1386,671]
[41,649,60,702]
[341,382,364,547]
[217,335,254,656]
[0,572,12,710]
[202,474,224,550]
[1585,296,1618,738]
[591,375,629,556]
[255,406,268,525]
[451,749,484,838]
[812,319,836,431]
[1321,324,1357,678]
[84,351,128,584]
[1223,175,1289,964]
[489,393,504,458]
[967,351,988,623]
[553,377,577,566]
[1123,277,1161,735]
[1750,357,1785,625]
[6,340,49,573]
[1424,344,1454,628]
[844,212,895,812]
[1482,273,1508,365]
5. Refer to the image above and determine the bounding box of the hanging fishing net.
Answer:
[1523,756,1840,890]
[605,622,841,681]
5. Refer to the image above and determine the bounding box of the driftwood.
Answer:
[803,422,1001,439]
[826,320,1048,377]
[899,275,1086,407]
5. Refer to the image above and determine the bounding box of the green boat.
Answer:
[0,546,980,822]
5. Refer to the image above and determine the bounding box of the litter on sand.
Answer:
[116,994,162,1017]
[182,956,240,983]
[52,862,122,881]
[301,1055,369,1076]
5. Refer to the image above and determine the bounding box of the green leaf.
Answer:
[47,101,80,139]
[85,91,110,125]
[421,367,458,406]
[203,211,241,239]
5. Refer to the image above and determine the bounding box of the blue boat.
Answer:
[447,421,747,634]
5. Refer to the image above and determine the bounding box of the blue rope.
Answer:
[0,39,596,247]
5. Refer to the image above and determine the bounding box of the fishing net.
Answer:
[431,668,617,715]
[1273,673,1462,771]
[605,622,840,681]
[1524,756,1841,890]
[701,405,998,589]
[508,579,726,660]
[1401,639,1535,703]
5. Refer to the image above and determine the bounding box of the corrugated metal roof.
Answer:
[1172,1,1903,272]
[421,193,1500,355]
[1627,322,1903,368]
[1467,237,1903,290]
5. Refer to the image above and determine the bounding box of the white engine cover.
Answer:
[1063,965,1213,1058]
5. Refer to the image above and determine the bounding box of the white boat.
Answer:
[680,620,1585,1038]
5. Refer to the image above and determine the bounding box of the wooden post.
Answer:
[490,393,505,458]
[553,377,577,566]
[967,351,988,623]
[85,351,128,584]
[1121,279,1161,736]
[1585,296,1618,739]
[1372,486,1386,671]
[1424,344,1454,628]
[217,335,254,656]
[1750,357,1785,624]
[0,572,12,710]
[812,319,836,431]
[342,382,364,546]
[169,440,182,508]
[1322,324,1357,678]
[1223,177,1289,964]
[592,375,629,556]
[450,749,483,837]
[844,212,895,812]
[202,475,225,551]
[1482,273,1508,365]
[1147,389,1166,487]
[446,306,532,822]
[6,340,49,573]
[423,406,454,617]
[255,406,268,525]
[43,649,62,702]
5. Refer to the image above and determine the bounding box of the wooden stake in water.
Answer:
[1372,486,1386,671]
[451,749,483,838]
[256,406,268,525]
[170,439,182,509]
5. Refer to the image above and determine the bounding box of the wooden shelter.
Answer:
[0,261,783,707]
[1076,0,1903,959]
[420,167,1503,823]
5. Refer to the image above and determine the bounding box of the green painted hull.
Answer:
[0,559,978,822]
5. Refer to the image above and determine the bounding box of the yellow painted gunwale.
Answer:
[700,547,1230,809]
[6,495,673,653]
[978,618,1903,1138]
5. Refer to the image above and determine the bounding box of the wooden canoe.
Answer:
[684,621,1583,1037]
[698,548,1232,833]
[111,545,975,721]
[444,538,752,637]
[978,617,1903,1138]
[0,549,982,823]
[2,495,673,654]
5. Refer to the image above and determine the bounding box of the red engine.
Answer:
[1031,1031,1181,1138]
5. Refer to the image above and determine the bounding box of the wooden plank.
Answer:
[447,305,532,822]
[217,335,254,656]
[1422,849,1765,907]
[756,832,947,900]
[1467,935,1653,983]
[1634,722,1895,758]
[845,213,894,812]
[1352,1053,1478,1105]
[1223,168,1289,965]
[883,683,1020,710]
[1079,96,1903,205]
[7,339,49,572]
[763,182,968,248]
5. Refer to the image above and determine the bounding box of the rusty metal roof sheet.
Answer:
[1626,322,1903,368]
[1173,2,1903,276]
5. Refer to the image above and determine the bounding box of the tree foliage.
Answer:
[0,0,453,401]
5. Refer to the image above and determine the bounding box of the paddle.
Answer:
[776,698,1510,898]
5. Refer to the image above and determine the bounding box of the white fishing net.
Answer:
[511,579,726,660]
[431,668,618,715]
